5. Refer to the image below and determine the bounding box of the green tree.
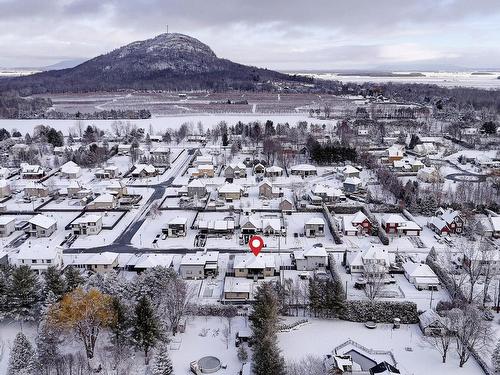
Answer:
[43,266,66,300]
[8,266,41,321]
[250,283,286,375]
[150,341,173,375]
[64,266,85,293]
[132,296,161,364]
[8,332,36,375]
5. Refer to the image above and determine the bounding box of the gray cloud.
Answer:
[0,0,499,69]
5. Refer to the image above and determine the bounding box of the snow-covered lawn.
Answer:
[278,318,483,374]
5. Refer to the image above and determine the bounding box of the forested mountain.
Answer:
[0,33,310,94]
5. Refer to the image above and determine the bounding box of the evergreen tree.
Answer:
[64,266,85,293]
[8,266,41,321]
[8,332,35,375]
[132,296,161,364]
[43,266,66,300]
[250,283,286,375]
[0,266,11,319]
[110,296,131,348]
[150,341,174,375]
[222,132,229,147]
[35,317,62,374]
[493,340,500,373]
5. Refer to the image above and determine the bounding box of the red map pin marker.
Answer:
[249,235,264,256]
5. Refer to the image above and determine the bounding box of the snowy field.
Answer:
[296,71,500,89]
[278,318,483,374]
[0,114,336,134]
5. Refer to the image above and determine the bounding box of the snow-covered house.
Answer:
[311,185,344,203]
[290,164,317,178]
[224,163,247,179]
[223,277,254,302]
[66,180,83,198]
[150,145,170,157]
[131,164,157,177]
[95,165,118,179]
[253,163,265,175]
[0,179,10,198]
[16,246,63,274]
[233,254,276,279]
[258,180,282,199]
[187,179,207,198]
[198,219,235,234]
[343,177,362,193]
[419,310,448,336]
[279,198,294,213]
[342,165,360,178]
[293,244,328,271]
[193,155,214,167]
[165,217,188,237]
[414,143,437,156]
[24,181,49,198]
[179,251,219,279]
[191,164,214,178]
[435,208,464,234]
[60,161,81,179]
[347,246,390,277]
[21,163,44,179]
[304,217,325,237]
[126,253,174,273]
[264,166,283,178]
[27,214,57,238]
[241,215,284,237]
[106,180,128,197]
[381,214,421,236]
[342,211,372,236]
[70,214,103,236]
[0,216,15,237]
[386,145,404,162]
[117,144,132,155]
[403,262,439,290]
[88,193,117,210]
[69,252,119,274]
[218,183,243,201]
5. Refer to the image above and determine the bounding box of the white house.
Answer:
[27,214,57,238]
[21,163,44,179]
[165,217,188,237]
[0,216,15,237]
[16,246,63,274]
[131,164,157,177]
[88,193,117,210]
[293,244,328,271]
[403,262,439,290]
[347,246,391,278]
[304,217,325,237]
[290,164,317,178]
[218,183,244,201]
[71,214,103,236]
[60,161,81,179]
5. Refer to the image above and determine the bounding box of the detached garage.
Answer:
[403,262,439,290]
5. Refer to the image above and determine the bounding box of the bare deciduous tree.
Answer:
[449,306,493,367]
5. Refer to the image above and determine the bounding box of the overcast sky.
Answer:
[1,0,500,70]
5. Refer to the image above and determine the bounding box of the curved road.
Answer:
[67,148,195,254]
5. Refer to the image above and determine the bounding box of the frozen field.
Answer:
[0,114,336,134]
[297,71,500,89]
